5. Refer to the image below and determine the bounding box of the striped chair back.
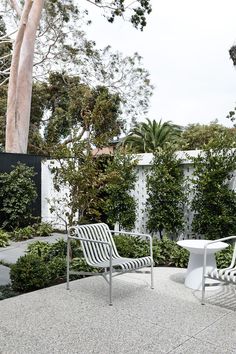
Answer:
[74,223,120,266]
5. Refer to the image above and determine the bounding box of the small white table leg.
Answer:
[185,252,218,290]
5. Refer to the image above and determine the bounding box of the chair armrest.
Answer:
[203,236,236,276]
[204,236,236,247]
[110,230,153,261]
[110,230,151,240]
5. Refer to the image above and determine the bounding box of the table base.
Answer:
[185,253,221,291]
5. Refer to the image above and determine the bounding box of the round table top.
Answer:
[177,239,229,254]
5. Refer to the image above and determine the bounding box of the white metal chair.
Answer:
[202,236,236,305]
[66,223,154,305]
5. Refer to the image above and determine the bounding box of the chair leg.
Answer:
[201,276,206,305]
[109,266,113,306]
[66,237,70,290]
[151,262,154,289]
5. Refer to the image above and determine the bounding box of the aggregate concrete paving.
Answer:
[0,267,235,354]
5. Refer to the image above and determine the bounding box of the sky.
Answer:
[84,0,236,128]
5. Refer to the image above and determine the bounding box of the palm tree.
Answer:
[122,119,182,153]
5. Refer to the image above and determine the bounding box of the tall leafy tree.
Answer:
[178,121,236,151]
[146,145,186,239]
[122,119,182,153]
[51,143,137,228]
[191,133,236,240]
[103,152,137,230]
[1,0,152,153]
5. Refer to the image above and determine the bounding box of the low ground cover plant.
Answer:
[11,222,53,241]
[115,235,189,268]
[0,229,10,247]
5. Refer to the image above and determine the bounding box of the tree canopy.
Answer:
[178,121,236,151]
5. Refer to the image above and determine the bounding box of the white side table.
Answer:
[177,239,228,290]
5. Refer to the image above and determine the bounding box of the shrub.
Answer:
[27,239,82,260]
[154,237,189,268]
[33,222,53,237]
[27,241,51,258]
[146,145,186,239]
[70,257,98,273]
[10,244,69,292]
[11,226,35,241]
[47,239,68,259]
[115,235,149,258]
[10,254,50,292]
[48,256,66,280]
[114,234,189,268]
[191,134,236,240]
[0,229,10,247]
[11,222,53,241]
[216,245,234,268]
[10,238,89,292]
[0,163,37,230]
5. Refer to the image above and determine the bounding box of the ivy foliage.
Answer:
[146,145,187,239]
[0,163,37,230]
[191,134,236,240]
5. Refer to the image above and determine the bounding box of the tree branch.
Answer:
[0,77,9,86]
[0,30,17,40]
[0,53,12,60]
[84,0,116,10]
[9,0,22,19]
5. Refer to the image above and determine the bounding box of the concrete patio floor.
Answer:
[0,267,236,354]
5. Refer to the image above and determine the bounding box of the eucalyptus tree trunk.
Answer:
[5,0,44,153]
